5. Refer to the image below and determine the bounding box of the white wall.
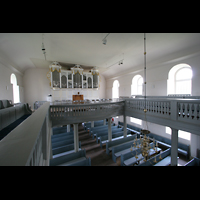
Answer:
[23,68,51,109]
[0,62,24,103]
[106,54,200,158]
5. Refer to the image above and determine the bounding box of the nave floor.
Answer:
[78,124,119,166]
[78,124,188,166]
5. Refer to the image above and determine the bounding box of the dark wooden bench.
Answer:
[0,102,32,140]
[50,149,91,166]
[184,157,200,166]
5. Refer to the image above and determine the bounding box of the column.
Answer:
[123,115,127,137]
[108,117,112,142]
[73,123,79,152]
[67,124,70,132]
[171,128,178,166]
[91,121,94,128]
[103,119,106,126]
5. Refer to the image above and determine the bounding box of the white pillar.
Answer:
[73,124,79,152]
[67,124,70,132]
[108,117,112,142]
[91,121,94,128]
[123,115,127,137]
[103,119,106,126]
[171,128,178,166]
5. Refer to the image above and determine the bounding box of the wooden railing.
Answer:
[50,100,125,126]
[125,98,200,136]
[0,102,51,166]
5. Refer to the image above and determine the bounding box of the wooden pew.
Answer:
[100,131,132,148]
[52,126,73,135]
[106,135,137,155]
[50,149,91,166]
[120,142,161,166]
[90,125,117,139]
[51,133,74,143]
[52,138,75,149]
[52,141,81,158]
[148,132,190,159]
[154,156,171,166]
[137,148,171,166]
[119,121,190,159]
[184,157,200,166]
[112,136,140,163]
[84,120,106,130]
[51,131,73,140]
[95,127,123,142]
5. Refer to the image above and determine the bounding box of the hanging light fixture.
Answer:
[102,33,110,45]
[130,33,162,163]
[41,33,47,60]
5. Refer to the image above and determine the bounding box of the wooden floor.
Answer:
[78,124,119,166]
[78,124,188,166]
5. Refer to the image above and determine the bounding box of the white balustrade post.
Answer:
[123,115,127,137]
[91,121,94,128]
[108,117,112,142]
[73,123,79,152]
[67,124,70,132]
[171,128,178,166]
[103,119,106,126]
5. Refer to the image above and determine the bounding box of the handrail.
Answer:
[50,101,125,126]
[0,102,51,166]
[125,98,200,135]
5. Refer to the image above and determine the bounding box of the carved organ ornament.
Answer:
[47,62,99,89]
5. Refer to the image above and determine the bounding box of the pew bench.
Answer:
[52,138,75,149]
[84,120,109,130]
[95,128,123,143]
[184,157,200,166]
[50,149,91,166]
[52,127,73,135]
[154,156,171,166]
[138,148,171,166]
[0,102,32,140]
[51,131,73,140]
[91,125,119,139]
[106,135,137,155]
[148,132,190,159]
[112,138,138,162]
[120,142,161,166]
[100,132,132,148]
[124,154,143,166]
[89,124,115,137]
[52,141,81,158]
[51,133,74,143]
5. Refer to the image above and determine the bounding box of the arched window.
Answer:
[167,64,192,95]
[167,64,192,141]
[131,75,143,95]
[175,67,192,94]
[112,80,119,98]
[10,73,20,103]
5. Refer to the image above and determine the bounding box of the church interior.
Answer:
[0,33,200,166]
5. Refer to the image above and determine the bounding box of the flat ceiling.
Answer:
[0,33,200,79]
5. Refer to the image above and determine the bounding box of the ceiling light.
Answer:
[102,38,107,45]
[102,33,110,45]
[41,33,46,60]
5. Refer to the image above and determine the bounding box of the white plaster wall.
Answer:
[23,68,51,109]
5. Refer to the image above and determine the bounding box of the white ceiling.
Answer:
[0,33,200,79]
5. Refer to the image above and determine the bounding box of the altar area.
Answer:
[50,88,99,102]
